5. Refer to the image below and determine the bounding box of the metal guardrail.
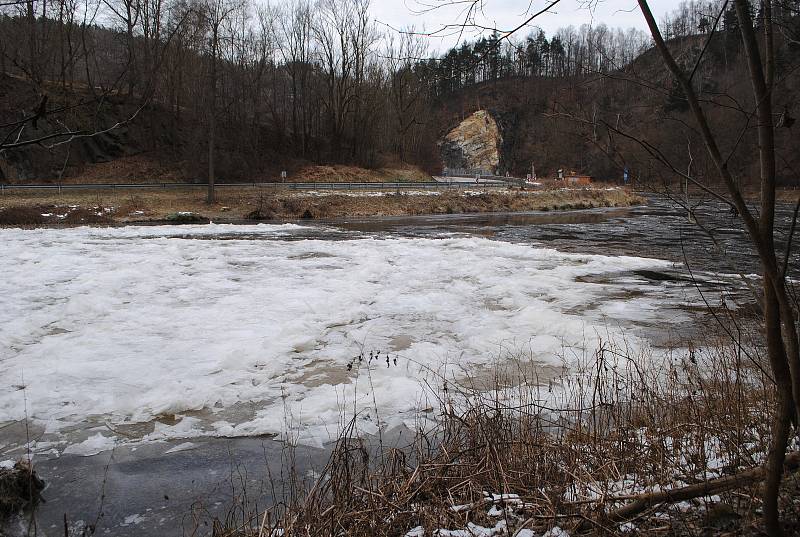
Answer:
[0,181,511,192]
[442,168,494,178]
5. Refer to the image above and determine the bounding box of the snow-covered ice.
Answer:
[164,441,196,454]
[121,513,145,526]
[63,432,117,456]
[300,190,442,197]
[0,223,679,451]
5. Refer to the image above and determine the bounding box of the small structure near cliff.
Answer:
[557,169,593,185]
[439,110,502,176]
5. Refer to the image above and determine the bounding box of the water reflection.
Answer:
[328,196,798,278]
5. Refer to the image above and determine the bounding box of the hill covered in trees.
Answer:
[1,0,799,187]
[426,0,800,185]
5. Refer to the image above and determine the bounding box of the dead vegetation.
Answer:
[288,164,432,183]
[0,461,45,521]
[0,204,113,226]
[192,330,799,537]
[262,188,645,220]
[63,154,192,184]
[0,186,645,227]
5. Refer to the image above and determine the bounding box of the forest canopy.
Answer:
[0,0,798,184]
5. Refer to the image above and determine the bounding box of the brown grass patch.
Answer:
[0,186,644,226]
[289,164,431,183]
[63,154,191,184]
[193,326,798,537]
[262,188,645,219]
[0,206,47,226]
[0,204,113,225]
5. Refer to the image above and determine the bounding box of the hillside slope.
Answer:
[431,32,800,186]
[2,26,798,187]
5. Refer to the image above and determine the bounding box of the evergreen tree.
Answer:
[550,36,565,77]
[487,31,501,80]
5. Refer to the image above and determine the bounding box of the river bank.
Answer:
[0,186,644,226]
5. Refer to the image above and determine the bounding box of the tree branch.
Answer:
[573,451,800,532]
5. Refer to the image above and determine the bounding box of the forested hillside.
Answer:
[428,1,800,186]
[1,0,799,186]
[0,0,440,181]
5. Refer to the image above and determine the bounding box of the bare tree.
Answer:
[635,1,799,534]
[198,0,243,203]
[275,0,314,156]
[312,0,378,159]
[385,29,428,161]
[102,0,141,95]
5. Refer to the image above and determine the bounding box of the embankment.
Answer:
[0,186,645,226]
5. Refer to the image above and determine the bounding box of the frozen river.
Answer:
[1,221,685,451]
[1,197,789,535]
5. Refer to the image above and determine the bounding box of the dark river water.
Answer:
[3,195,797,537]
[332,196,799,277]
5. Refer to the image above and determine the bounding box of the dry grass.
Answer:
[51,159,431,185]
[192,326,800,537]
[289,164,432,183]
[0,204,113,226]
[63,154,191,184]
[271,188,644,219]
[0,186,645,226]
[776,188,800,203]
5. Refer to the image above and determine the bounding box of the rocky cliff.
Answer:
[439,110,502,174]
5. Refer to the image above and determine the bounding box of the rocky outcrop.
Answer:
[439,110,502,175]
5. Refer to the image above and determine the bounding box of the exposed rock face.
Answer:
[439,110,502,175]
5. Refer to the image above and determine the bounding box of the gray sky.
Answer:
[370,0,677,52]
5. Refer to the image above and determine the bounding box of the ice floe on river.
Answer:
[0,223,683,452]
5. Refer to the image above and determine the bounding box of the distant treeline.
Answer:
[1,0,799,182]
[421,0,800,95]
[0,0,439,176]
[419,26,651,96]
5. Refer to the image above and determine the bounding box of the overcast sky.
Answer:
[369,0,677,53]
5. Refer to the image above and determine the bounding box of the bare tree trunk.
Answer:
[207,110,216,204]
[207,28,217,205]
[637,1,799,533]
[764,281,793,536]
[735,2,797,531]
[26,0,39,85]
[733,0,800,415]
